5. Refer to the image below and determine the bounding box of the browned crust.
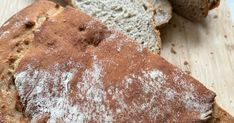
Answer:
[0,0,63,122]
[208,103,234,123]
[208,0,220,10]
[169,0,220,21]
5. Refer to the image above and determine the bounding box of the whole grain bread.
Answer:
[0,0,232,122]
[65,0,173,53]
[0,0,217,122]
[15,6,216,122]
[169,0,220,20]
[0,0,64,122]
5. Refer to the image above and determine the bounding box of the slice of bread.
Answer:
[169,0,220,20]
[65,0,172,53]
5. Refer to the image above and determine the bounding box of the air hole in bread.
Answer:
[143,4,147,10]
[15,42,20,47]
[23,40,29,45]
[113,7,123,13]
[24,21,35,29]
[78,26,86,32]
[8,56,17,65]
[10,76,15,85]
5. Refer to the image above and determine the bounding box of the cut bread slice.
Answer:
[169,0,220,20]
[65,0,172,53]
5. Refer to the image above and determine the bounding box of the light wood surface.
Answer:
[160,0,234,116]
[1,0,234,117]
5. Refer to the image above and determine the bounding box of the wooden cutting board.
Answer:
[1,0,234,117]
[160,0,234,116]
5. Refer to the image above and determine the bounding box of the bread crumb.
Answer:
[170,47,176,54]
[184,61,189,65]
[213,15,218,19]
[171,43,175,47]
[211,83,214,88]
[210,52,214,55]
[185,70,191,75]
[224,35,227,38]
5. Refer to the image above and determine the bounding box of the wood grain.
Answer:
[0,0,234,117]
[161,0,234,116]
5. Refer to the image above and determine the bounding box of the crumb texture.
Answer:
[69,0,161,52]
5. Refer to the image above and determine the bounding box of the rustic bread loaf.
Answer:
[0,0,217,122]
[0,0,64,122]
[15,6,216,122]
[2,0,232,122]
[169,0,220,20]
[65,0,172,53]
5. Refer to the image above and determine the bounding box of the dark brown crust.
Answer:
[0,0,63,122]
[13,7,216,122]
[169,0,220,21]
[208,0,220,10]
[208,103,234,123]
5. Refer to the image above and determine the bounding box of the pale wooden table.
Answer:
[1,0,234,117]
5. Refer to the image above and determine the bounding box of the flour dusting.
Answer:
[0,31,10,38]
[15,61,80,123]
[15,59,213,122]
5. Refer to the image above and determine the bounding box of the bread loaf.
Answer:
[3,0,233,122]
[0,0,63,122]
[65,0,173,53]
[169,0,220,20]
[0,0,217,122]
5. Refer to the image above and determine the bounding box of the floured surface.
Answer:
[14,7,215,122]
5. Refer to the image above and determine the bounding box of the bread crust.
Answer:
[0,0,63,122]
[169,0,220,21]
[208,103,234,123]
